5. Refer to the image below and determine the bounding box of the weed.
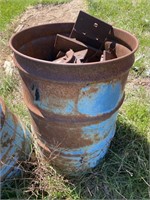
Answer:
[0,69,30,126]
[1,137,76,199]
[0,75,17,97]
[121,86,150,133]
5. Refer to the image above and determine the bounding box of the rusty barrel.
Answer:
[0,98,31,182]
[10,23,138,174]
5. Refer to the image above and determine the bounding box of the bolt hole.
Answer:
[35,88,40,101]
[96,38,99,41]
[94,23,98,28]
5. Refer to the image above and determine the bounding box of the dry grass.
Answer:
[1,138,75,199]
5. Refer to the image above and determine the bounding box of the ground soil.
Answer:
[0,0,87,65]
[15,0,87,32]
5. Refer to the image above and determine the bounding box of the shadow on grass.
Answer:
[1,116,149,199]
[68,116,149,199]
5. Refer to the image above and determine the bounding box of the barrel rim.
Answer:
[9,23,139,67]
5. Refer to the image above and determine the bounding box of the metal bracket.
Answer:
[70,11,112,49]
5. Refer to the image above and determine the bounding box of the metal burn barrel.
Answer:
[10,23,138,174]
[0,97,31,182]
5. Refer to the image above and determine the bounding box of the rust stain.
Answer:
[27,93,124,124]
[31,113,94,149]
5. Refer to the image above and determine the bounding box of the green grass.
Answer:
[88,0,150,76]
[0,0,70,31]
[0,71,30,126]
[0,0,150,199]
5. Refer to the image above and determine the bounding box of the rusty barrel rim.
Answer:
[9,23,139,66]
[9,23,139,83]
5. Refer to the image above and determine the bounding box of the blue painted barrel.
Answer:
[0,98,31,182]
[10,23,138,174]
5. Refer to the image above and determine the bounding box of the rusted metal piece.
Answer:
[74,49,88,61]
[54,34,100,62]
[10,23,138,174]
[102,42,117,61]
[53,49,76,63]
[54,34,87,54]
[105,41,131,57]
[0,97,31,183]
[54,49,89,64]
[70,11,112,49]
[85,50,102,62]
[104,50,116,60]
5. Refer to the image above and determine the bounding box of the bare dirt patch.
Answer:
[15,0,87,32]
[0,0,87,66]
[127,75,150,93]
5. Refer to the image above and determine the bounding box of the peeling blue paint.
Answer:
[55,125,115,170]
[32,81,122,173]
[34,98,75,115]
[78,82,122,116]
[0,160,17,175]
[0,103,31,183]
[81,112,117,139]
[59,121,115,157]
[50,112,117,171]
[34,81,122,119]
[5,167,21,179]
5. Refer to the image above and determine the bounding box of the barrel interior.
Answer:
[10,23,138,62]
